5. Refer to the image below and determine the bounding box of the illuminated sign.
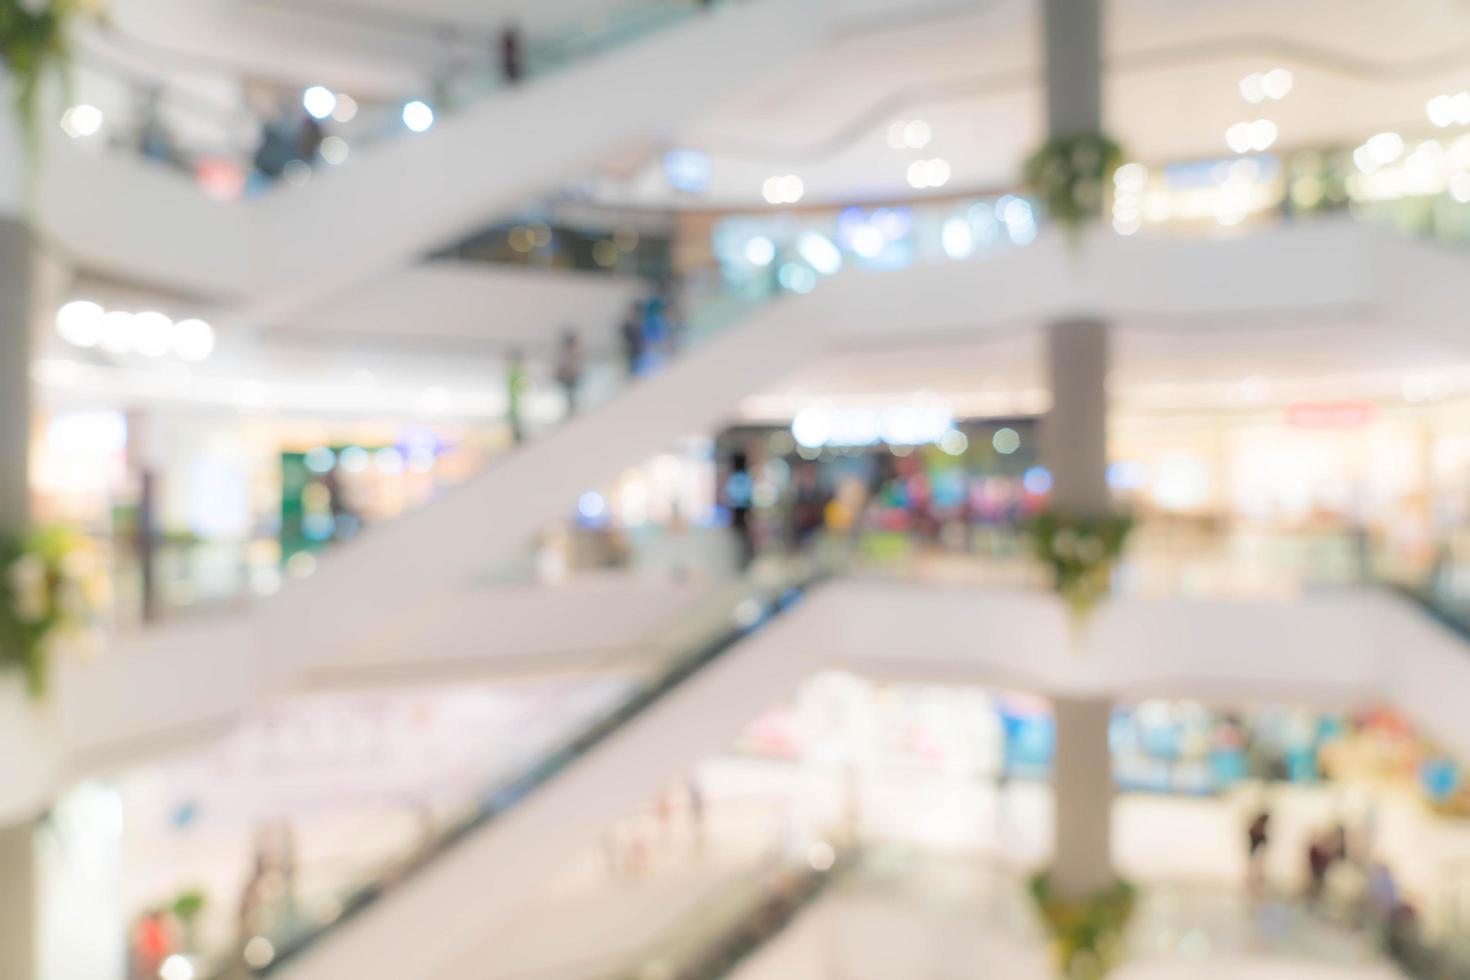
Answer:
[791,401,955,448]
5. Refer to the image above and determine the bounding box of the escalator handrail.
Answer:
[238,562,834,978]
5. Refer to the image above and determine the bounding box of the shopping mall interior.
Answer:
[7,0,1470,978]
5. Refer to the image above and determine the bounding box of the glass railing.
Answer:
[608,839,856,980]
[92,271,781,630]
[66,0,721,199]
[180,556,832,978]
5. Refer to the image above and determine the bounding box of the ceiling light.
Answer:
[320,135,349,165]
[59,104,103,139]
[796,231,842,275]
[172,319,215,362]
[1451,173,1470,203]
[99,312,135,355]
[1238,73,1266,104]
[1113,162,1148,192]
[1428,92,1470,128]
[1365,131,1405,166]
[903,119,931,149]
[331,94,358,123]
[850,224,885,258]
[55,301,104,348]
[1226,119,1276,154]
[1261,68,1293,100]
[743,236,775,267]
[941,216,974,259]
[131,311,174,357]
[402,100,434,133]
[302,86,336,120]
[762,174,803,205]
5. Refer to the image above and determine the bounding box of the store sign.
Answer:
[1283,400,1378,429]
[791,402,955,448]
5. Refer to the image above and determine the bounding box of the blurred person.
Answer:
[1246,807,1272,894]
[688,777,706,852]
[1385,899,1436,976]
[135,86,178,167]
[789,463,830,552]
[1306,824,1347,904]
[555,328,583,414]
[506,347,528,444]
[252,108,297,180]
[1367,860,1399,924]
[1306,831,1330,903]
[620,299,645,376]
[129,908,175,980]
[296,111,325,164]
[725,449,756,570]
[499,25,524,84]
[640,287,669,372]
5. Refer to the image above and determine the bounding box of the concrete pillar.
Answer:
[1039,0,1115,899]
[1041,0,1103,136]
[1040,318,1109,516]
[0,216,33,535]
[1050,698,1114,897]
[2,107,44,980]
[0,817,39,980]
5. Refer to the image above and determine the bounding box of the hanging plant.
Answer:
[0,524,108,699]
[1025,509,1132,632]
[1022,132,1125,242]
[1029,873,1136,980]
[0,0,92,148]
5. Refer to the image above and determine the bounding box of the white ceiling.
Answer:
[598,0,1470,206]
[740,318,1470,418]
[93,0,1470,203]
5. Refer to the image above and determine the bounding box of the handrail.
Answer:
[66,0,715,194]
[193,558,834,978]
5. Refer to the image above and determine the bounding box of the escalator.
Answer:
[37,0,837,308]
[590,840,857,980]
[206,560,835,980]
[257,284,826,673]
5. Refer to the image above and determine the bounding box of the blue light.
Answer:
[303,513,335,541]
[1023,465,1053,495]
[777,263,817,294]
[725,471,754,506]
[578,491,606,520]
[1107,460,1147,490]
[304,446,336,473]
[663,149,711,194]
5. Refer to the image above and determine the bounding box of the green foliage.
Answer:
[1024,510,1132,628]
[171,889,206,924]
[0,524,107,698]
[1022,133,1125,240]
[1029,873,1137,980]
[0,0,89,148]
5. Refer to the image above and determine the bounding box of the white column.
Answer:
[1041,318,1109,515]
[0,818,39,980]
[0,216,33,534]
[1050,698,1114,897]
[1041,0,1102,136]
[1040,0,1115,899]
[0,89,43,978]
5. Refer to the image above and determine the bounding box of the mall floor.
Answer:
[114,749,1470,977]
